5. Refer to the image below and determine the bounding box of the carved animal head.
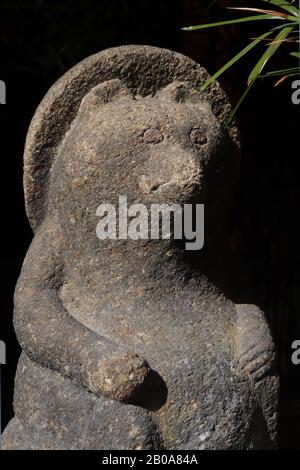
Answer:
[24,46,240,235]
[47,79,234,241]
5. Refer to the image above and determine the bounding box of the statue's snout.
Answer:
[139,144,203,203]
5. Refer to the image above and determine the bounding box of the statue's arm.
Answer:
[13,218,149,402]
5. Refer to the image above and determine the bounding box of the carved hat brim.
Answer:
[23,45,240,231]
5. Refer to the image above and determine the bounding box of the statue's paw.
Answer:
[240,346,276,383]
[235,304,276,384]
[88,352,150,402]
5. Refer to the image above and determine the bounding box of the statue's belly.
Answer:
[59,284,236,373]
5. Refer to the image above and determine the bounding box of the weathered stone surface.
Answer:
[2,46,278,450]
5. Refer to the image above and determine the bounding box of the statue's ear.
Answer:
[78,79,132,116]
[157,81,211,111]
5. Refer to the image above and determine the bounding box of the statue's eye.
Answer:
[143,128,164,144]
[190,127,207,145]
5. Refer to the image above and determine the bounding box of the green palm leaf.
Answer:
[260,0,299,16]
[182,14,283,31]
[184,0,299,116]
[259,66,299,77]
[247,25,294,84]
[202,23,291,89]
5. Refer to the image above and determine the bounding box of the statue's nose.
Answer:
[139,144,202,198]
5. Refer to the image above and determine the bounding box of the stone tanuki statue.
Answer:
[2,46,278,450]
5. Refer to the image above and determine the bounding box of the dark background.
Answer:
[0,0,299,449]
